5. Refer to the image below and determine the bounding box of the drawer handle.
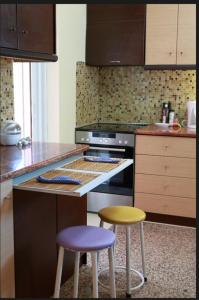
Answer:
[163,184,169,189]
[164,145,169,150]
[164,165,169,171]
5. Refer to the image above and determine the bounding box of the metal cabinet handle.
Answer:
[180,51,183,55]
[89,146,125,152]
[169,52,172,56]
[164,145,169,150]
[9,25,16,32]
[164,165,169,170]
[21,30,28,34]
[163,184,169,189]
[110,60,121,63]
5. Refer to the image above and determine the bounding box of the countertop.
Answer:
[0,142,89,182]
[135,124,196,138]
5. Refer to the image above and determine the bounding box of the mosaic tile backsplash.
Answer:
[76,62,196,126]
[0,58,14,126]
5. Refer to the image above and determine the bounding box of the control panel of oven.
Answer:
[75,131,134,147]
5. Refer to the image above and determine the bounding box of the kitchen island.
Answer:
[0,142,88,298]
[0,142,133,298]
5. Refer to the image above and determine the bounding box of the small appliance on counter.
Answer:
[0,120,21,145]
[187,100,196,129]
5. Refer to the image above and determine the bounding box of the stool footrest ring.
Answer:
[98,266,145,292]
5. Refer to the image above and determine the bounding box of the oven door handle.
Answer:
[89,146,126,152]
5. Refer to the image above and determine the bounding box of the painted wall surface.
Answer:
[76,63,196,126]
[56,4,86,143]
[0,58,14,126]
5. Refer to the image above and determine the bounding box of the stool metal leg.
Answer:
[108,246,116,298]
[91,251,99,298]
[99,220,104,228]
[126,225,131,297]
[97,220,104,266]
[140,222,147,281]
[113,225,117,256]
[73,251,80,298]
[54,246,64,298]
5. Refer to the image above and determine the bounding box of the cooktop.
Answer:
[75,123,149,134]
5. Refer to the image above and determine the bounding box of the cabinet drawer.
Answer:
[136,135,196,158]
[134,192,195,218]
[135,174,195,198]
[135,155,196,178]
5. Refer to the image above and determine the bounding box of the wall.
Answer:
[0,58,14,126]
[56,4,86,143]
[76,63,196,125]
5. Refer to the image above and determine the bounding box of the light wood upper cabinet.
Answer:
[145,4,196,65]
[177,5,196,65]
[145,5,178,65]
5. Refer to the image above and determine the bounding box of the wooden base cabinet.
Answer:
[134,135,196,222]
[13,190,87,298]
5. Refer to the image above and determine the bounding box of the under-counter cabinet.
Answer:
[134,135,196,222]
[0,4,57,61]
[145,4,196,66]
[86,4,146,66]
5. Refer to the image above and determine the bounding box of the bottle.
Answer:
[169,110,175,125]
[167,101,172,123]
[162,103,169,123]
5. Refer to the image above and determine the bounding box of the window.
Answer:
[13,62,31,138]
[13,62,48,142]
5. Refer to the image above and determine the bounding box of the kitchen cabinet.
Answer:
[145,4,196,66]
[86,4,146,66]
[0,4,17,49]
[134,135,196,221]
[0,4,57,62]
[13,190,87,298]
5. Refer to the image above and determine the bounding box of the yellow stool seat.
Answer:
[98,206,146,225]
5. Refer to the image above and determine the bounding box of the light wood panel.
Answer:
[145,4,178,65]
[136,135,196,158]
[135,193,195,218]
[135,174,195,198]
[135,154,196,178]
[0,180,15,298]
[177,4,196,65]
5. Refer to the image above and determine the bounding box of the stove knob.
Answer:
[86,138,89,142]
[81,138,85,141]
[104,139,108,143]
[124,140,128,144]
[119,140,122,144]
[99,139,103,143]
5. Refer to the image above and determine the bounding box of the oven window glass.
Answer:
[85,146,133,196]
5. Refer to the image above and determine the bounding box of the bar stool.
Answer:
[53,225,116,298]
[98,206,147,297]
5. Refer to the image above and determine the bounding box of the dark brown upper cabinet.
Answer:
[86,4,146,66]
[0,4,57,62]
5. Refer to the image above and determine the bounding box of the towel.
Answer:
[36,175,81,185]
[84,157,119,164]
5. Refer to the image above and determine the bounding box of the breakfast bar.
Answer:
[0,142,133,298]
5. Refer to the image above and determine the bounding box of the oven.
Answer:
[75,129,135,212]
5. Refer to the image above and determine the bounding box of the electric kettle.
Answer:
[187,101,196,129]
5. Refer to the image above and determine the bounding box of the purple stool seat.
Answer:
[56,225,115,252]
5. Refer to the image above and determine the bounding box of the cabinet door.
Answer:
[177,4,196,65]
[145,4,178,65]
[86,5,146,66]
[17,4,55,54]
[0,4,17,48]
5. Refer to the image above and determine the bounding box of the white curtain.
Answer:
[31,63,48,142]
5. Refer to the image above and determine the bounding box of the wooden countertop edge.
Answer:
[135,125,196,138]
[0,145,89,183]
